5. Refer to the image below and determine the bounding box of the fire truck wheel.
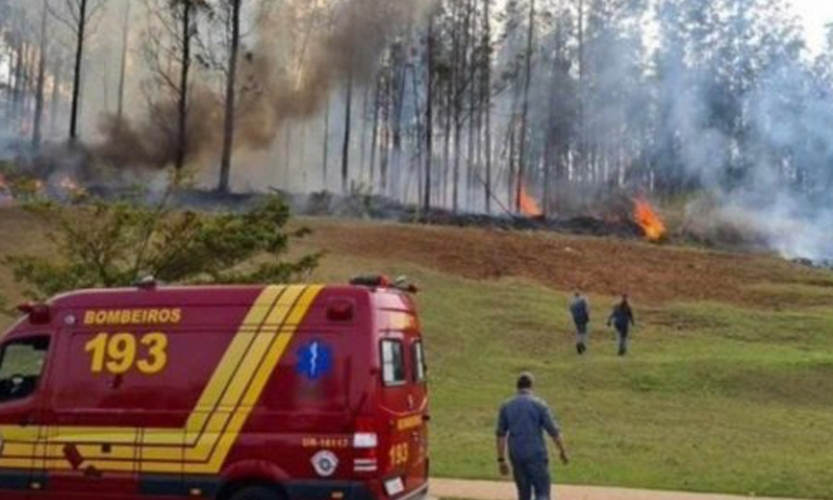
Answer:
[229,486,283,500]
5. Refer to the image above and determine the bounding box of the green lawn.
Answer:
[311,256,833,499]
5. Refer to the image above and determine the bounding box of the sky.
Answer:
[793,0,833,53]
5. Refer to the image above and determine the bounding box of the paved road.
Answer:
[430,478,806,500]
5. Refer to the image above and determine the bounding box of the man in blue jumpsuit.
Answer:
[496,373,570,500]
[569,291,590,355]
[608,295,636,356]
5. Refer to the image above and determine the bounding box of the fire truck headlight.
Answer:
[353,432,378,449]
[312,450,339,477]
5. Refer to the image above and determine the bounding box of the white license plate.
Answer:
[384,477,405,496]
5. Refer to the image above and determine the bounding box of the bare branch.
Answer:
[64,0,80,24]
[85,0,106,23]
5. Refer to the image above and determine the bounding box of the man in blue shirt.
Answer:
[496,373,570,500]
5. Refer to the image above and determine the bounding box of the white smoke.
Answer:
[655,0,833,261]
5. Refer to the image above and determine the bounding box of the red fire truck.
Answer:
[0,277,429,500]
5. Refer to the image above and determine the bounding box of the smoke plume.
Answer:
[98,0,431,171]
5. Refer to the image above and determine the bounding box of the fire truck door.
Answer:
[40,328,140,499]
[0,335,53,500]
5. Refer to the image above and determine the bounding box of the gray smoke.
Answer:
[654,0,833,261]
[231,0,430,148]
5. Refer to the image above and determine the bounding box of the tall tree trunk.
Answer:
[453,115,462,212]
[283,124,292,186]
[299,122,308,190]
[2,36,13,122]
[23,44,36,124]
[359,84,370,185]
[483,0,493,213]
[117,0,132,124]
[32,0,49,149]
[341,69,354,194]
[423,16,435,212]
[2,39,14,123]
[175,0,192,170]
[451,2,462,213]
[465,0,477,209]
[543,118,552,216]
[577,0,585,186]
[218,0,242,194]
[69,0,88,142]
[49,57,63,138]
[516,0,535,212]
[12,37,26,132]
[390,65,405,200]
[369,79,381,191]
[556,20,570,212]
[102,70,111,114]
[442,78,452,207]
[380,73,391,195]
[322,95,330,189]
[410,64,423,204]
[543,25,562,216]
[507,118,516,207]
[13,38,24,128]
[10,33,24,128]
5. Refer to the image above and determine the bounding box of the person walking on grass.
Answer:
[496,373,570,500]
[608,295,636,356]
[569,291,590,355]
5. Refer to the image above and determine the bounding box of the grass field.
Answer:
[311,257,833,499]
[2,208,833,499]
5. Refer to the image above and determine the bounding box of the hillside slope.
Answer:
[2,209,833,499]
[300,217,833,307]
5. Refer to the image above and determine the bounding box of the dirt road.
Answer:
[430,478,806,500]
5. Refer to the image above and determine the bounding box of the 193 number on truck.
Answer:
[84,332,169,375]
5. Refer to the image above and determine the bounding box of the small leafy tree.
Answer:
[2,195,320,301]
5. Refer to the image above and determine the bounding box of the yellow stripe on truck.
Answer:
[0,285,323,475]
[184,284,286,435]
[187,285,323,473]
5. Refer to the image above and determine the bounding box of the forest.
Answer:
[1,0,832,259]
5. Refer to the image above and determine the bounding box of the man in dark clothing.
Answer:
[608,295,636,356]
[496,373,569,500]
[569,291,590,355]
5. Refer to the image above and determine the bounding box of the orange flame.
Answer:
[58,176,80,191]
[57,176,86,197]
[519,185,543,217]
[633,197,667,242]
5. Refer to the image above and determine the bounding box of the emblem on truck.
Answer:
[311,450,339,477]
[297,340,334,380]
